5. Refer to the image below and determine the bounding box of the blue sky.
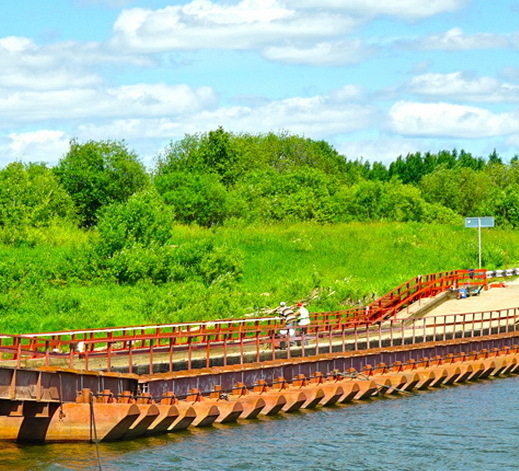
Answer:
[2,0,519,168]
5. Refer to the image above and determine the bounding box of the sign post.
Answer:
[464,217,495,268]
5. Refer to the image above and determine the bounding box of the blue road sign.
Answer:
[465,217,495,228]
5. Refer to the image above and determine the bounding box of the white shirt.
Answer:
[298,306,310,326]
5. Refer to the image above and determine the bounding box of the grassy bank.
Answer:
[1,222,517,334]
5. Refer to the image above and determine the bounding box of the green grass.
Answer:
[1,221,518,334]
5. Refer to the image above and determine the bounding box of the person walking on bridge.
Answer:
[296,303,310,345]
[278,302,296,348]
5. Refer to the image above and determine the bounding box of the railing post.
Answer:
[206,332,211,368]
[148,338,154,375]
[129,339,134,374]
[255,321,261,363]
[239,325,245,365]
[187,334,192,370]
[107,340,112,372]
[341,321,346,353]
[16,338,22,368]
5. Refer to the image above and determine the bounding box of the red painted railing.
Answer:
[0,268,498,372]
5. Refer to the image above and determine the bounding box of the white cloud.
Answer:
[106,1,470,65]
[406,72,519,102]
[505,134,519,151]
[110,3,355,53]
[285,0,468,20]
[0,37,101,90]
[262,39,370,66]
[2,130,69,165]
[76,88,376,142]
[0,84,217,126]
[0,36,151,91]
[413,27,510,50]
[337,136,434,164]
[389,101,519,138]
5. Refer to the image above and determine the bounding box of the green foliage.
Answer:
[7,129,519,334]
[106,246,174,284]
[387,149,485,184]
[419,166,492,216]
[234,168,339,223]
[0,162,76,229]
[54,139,149,226]
[154,171,233,226]
[96,189,172,258]
[156,129,351,186]
[95,191,243,286]
[336,180,442,223]
[482,184,519,228]
[156,127,239,185]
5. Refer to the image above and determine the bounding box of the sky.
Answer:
[2,0,519,168]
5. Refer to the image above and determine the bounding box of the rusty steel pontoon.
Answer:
[1,268,518,442]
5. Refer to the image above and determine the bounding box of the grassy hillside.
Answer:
[1,222,517,334]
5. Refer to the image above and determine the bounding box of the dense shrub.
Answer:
[96,189,173,258]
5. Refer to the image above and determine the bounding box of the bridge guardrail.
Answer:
[0,268,517,372]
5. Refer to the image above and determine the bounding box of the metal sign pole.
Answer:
[478,219,482,269]
[464,217,494,269]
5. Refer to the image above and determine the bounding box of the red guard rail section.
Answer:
[0,269,497,373]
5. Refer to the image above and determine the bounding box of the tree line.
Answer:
[2,128,519,231]
[0,128,518,288]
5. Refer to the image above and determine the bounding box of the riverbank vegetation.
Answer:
[1,129,519,334]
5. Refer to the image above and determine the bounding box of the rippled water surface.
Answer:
[3,376,519,471]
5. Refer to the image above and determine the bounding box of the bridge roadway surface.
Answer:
[10,280,519,374]
[399,279,519,319]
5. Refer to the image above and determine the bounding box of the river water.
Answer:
[3,375,519,471]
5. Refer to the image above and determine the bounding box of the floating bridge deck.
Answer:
[1,268,519,442]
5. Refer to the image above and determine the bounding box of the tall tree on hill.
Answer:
[157,129,350,184]
[54,140,149,227]
[157,127,239,185]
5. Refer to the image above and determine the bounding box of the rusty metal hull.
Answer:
[1,340,519,442]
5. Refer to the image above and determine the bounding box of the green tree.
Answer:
[419,166,492,216]
[488,149,503,165]
[157,129,351,186]
[157,127,239,185]
[154,172,233,226]
[234,168,339,223]
[483,184,519,227]
[54,140,149,226]
[96,189,172,258]
[0,162,76,227]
